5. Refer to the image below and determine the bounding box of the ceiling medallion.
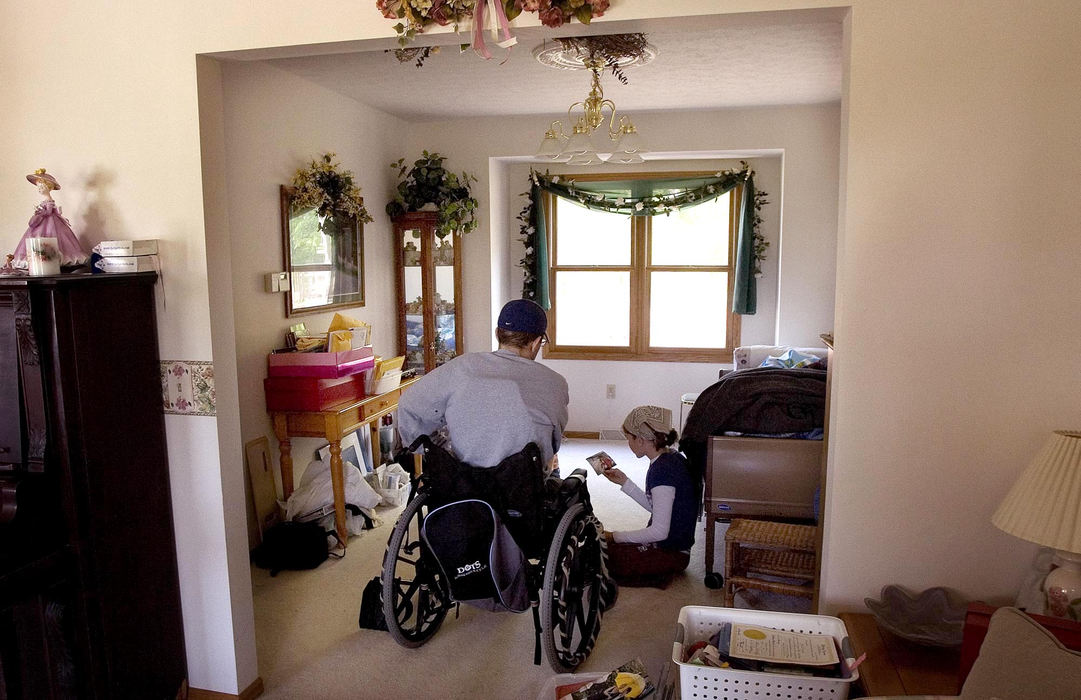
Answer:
[533,33,656,75]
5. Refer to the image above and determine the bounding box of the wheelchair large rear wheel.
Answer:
[540,502,605,672]
[381,491,450,647]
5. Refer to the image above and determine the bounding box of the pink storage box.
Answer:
[267,346,375,378]
[264,374,366,411]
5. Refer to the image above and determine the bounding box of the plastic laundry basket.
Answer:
[672,606,858,700]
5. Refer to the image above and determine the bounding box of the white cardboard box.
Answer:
[98,239,159,257]
[94,254,158,273]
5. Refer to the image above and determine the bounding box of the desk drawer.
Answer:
[362,390,400,420]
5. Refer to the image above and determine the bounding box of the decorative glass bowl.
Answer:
[864,585,968,647]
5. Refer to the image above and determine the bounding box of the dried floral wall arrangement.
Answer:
[291,153,374,225]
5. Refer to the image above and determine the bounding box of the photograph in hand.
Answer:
[586,451,616,475]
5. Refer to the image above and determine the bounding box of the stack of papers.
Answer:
[93,239,159,273]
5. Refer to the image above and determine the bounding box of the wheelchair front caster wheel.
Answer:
[704,572,724,589]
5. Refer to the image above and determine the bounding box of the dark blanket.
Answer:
[678,367,827,508]
[682,366,827,442]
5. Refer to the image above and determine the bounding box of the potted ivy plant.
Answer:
[386,151,478,237]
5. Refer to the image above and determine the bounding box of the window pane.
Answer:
[555,271,630,346]
[649,271,728,348]
[555,199,630,266]
[651,195,729,266]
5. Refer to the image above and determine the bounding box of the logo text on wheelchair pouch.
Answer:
[456,560,487,578]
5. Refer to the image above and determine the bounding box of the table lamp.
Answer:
[992,430,1081,619]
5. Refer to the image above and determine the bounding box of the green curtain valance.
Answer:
[520,163,765,315]
[531,166,751,218]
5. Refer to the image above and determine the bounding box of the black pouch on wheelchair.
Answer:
[421,499,529,612]
[417,439,546,558]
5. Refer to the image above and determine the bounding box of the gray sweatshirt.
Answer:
[397,349,569,468]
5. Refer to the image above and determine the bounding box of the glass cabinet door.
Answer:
[432,232,457,369]
[399,224,426,372]
[394,212,462,375]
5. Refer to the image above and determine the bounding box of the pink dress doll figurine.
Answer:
[11,169,90,270]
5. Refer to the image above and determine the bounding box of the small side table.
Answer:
[839,612,960,697]
[270,377,417,546]
[723,518,817,606]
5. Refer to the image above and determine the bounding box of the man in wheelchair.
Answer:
[381,300,614,671]
[397,298,568,472]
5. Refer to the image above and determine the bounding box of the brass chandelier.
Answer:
[534,34,654,165]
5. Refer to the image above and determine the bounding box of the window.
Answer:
[544,176,741,362]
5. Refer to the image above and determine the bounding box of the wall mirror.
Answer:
[280,185,365,316]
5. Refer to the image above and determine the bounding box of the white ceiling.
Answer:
[258,10,844,123]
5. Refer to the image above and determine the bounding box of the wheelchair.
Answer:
[378,436,609,672]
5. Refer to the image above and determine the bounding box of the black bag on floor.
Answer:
[358,576,387,631]
[252,521,332,576]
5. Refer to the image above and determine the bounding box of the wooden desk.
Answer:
[839,612,960,697]
[270,377,417,546]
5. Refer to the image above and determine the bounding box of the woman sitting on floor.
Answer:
[601,405,697,587]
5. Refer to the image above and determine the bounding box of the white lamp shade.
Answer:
[992,430,1081,553]
[613,129,646,155]
[535,134,565,160]
[607,147,645,164]
[566,149,607,166]
[562,129,596,157]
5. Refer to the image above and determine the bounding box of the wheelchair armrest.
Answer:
[557,469,590,505]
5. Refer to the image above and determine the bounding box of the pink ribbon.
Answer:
[472,0,517,60]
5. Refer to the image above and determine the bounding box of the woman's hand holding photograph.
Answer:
[601,467,628,486]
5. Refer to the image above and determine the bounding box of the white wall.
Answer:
[217,60,406,546]
[819,0,1081,611]
[3,1,1081,694]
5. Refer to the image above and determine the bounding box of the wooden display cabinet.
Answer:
[392,212,463,374]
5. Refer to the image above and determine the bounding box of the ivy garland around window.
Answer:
[515,186,541,303]
[518,162,770,307]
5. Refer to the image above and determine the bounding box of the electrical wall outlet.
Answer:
[606,384,616,399]
[264,272,290,293]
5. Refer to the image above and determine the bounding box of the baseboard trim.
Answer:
[564,431,600,439]
[189,677,265,700]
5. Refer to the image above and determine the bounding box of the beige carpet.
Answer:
[251,438,811,699]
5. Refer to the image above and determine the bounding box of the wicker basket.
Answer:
[672,606,858,700]
[723,519,817,606]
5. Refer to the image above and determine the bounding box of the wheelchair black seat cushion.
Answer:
[418,440,548,557]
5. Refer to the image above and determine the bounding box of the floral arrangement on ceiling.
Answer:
[376,0,613,55]
[386,151,479,238]
[550,33,650,84]
[291,153,374,225]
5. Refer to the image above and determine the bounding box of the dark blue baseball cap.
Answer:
[497,299,548,336]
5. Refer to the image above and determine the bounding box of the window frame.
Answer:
[542,171,742,363]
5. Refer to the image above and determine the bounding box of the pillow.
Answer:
[732,345,827,370]
[960,607,1081,700]
[760,348,822,369]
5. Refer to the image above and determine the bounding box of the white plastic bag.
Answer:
[285,456,383,532]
